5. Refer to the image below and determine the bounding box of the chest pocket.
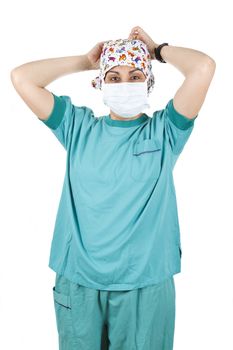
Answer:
[130,138,162,182]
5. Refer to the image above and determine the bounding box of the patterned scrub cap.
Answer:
[91,38,155,94]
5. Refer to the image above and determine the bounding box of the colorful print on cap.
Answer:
[91,38,155,94]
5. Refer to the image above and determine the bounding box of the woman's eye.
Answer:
[109,76,141,82]
[110,77,118,81]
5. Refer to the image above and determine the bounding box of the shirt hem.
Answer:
[49,262,181,291]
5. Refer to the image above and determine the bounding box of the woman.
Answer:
[10,26,216,350]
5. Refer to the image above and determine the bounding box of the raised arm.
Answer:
[10,55,92,120]
[128,26,216,119]
[157,44,216,119]
[10,41,105,120]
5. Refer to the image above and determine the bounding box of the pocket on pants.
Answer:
[179,246,182,258]
[52,286,74,338]
[53,286,71,308]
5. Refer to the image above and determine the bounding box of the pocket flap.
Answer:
[53,286,71,308]
[133,139,161,156]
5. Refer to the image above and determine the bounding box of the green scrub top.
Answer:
[39,92,198,291]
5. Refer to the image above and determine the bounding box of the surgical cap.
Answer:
[91,38,155,94]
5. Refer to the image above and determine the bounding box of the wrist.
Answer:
[154,43,169,63]
[159,44,169,62]
[83,54,93,71]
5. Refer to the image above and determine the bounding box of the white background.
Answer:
[1,0,233,349]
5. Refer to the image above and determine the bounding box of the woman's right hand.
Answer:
[86,41,107,70]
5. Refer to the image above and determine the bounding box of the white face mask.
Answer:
[102,79,150,118]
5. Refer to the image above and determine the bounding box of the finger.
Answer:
[130,30,138,37]
[131,26,140,34]
[129,30,138,40]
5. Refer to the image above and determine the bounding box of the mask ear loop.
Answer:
[144,75,150,97]
[101,69,110,90]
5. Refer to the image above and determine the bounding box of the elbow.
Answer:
[206,56,216,69]
[194,56,216,78]
[201,56,216,71]
[10,68,24,87]
[10,68,18,83]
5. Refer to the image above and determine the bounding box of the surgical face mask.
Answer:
[102,79,150,118]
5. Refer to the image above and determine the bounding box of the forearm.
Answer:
[11,54,91,87]
[153,43,215,76]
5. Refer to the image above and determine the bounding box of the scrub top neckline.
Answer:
[104,113,149,128]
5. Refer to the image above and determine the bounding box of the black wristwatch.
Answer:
[154,43,169,63]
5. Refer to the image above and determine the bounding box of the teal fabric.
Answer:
[42,93,66,130]
[167,98,197,130]
[39,92,198,291]
[53,273,176,350]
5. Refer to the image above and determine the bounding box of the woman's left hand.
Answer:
[128,26,157,59]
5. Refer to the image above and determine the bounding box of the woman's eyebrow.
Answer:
[129,68,142,73]
[106,68,142,75]
[105,71,119,75]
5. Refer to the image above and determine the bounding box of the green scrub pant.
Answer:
[52,273,176,350]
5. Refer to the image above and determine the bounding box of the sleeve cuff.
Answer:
[167,99,198,130]
[40,93,67,130]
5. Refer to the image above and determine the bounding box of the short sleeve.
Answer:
[163,98,198,156]
[38,92,85,150]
